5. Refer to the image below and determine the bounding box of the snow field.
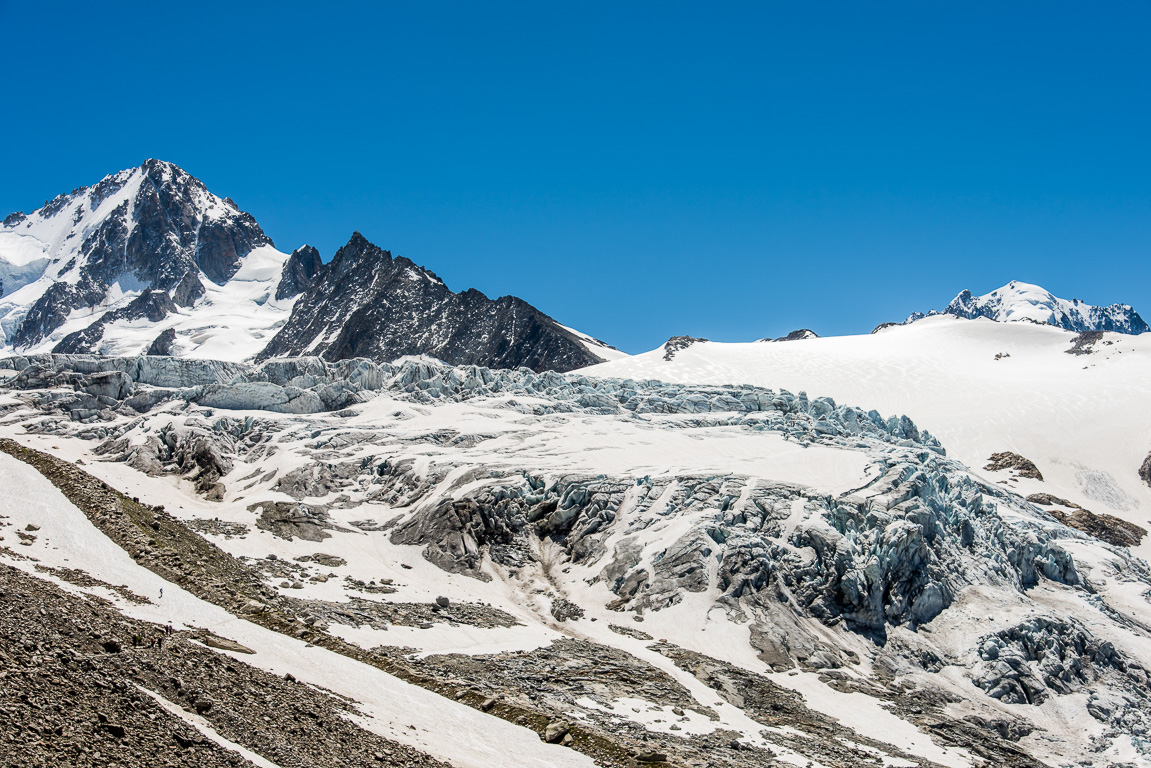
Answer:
[585,316,1151,560]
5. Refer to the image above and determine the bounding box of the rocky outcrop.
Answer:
[985,452,1043,480]
[53,289,178,354]
[252,501,336,542]
[1066,330,1104,355]
[276,244,324,300]
[662,335,707,360]
[1027,493,1146,548]
[146,327,177,356]
[769,329,819,342]
[257,232,605,372]
[1140,452,1151,489]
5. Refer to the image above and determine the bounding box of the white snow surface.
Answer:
[557,323,631,362]
[585,315,1151,559]
[348,395,873,493]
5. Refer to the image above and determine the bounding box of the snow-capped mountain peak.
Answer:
[907,280,1148,334]
[0,159,292,358]
[1,162,622,370]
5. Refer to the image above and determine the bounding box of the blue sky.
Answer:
[2,2,1148,352]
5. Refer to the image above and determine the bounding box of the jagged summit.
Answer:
[0,159,291,358]
[275,244,323,300]
[257,231,614,372]
[1,162,619,370]
[903,280,1148,335]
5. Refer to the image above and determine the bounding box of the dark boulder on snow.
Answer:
[662,335,707,361]
[768,329,819,342]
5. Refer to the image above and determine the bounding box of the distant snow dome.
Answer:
[907,280,1149,335]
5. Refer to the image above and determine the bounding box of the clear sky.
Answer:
[2,2,1148,352]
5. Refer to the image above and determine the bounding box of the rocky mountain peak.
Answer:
[328,231,391,272]
[3,164,617,370]
[1,160,278,352]
[257,231,608,371]
[343,230,377,253]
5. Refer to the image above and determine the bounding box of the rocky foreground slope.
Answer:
[3,353,1151,766]
[0,559,454,768]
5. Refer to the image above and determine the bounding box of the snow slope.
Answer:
[557,323,631,362]
[584,316,1151,560]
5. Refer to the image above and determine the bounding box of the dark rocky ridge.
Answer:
[147,328,178,356]
[662,335,707,361]
[258,232,605,372]
[766,329,818,342]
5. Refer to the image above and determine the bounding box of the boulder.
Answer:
[542,721,570,743]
